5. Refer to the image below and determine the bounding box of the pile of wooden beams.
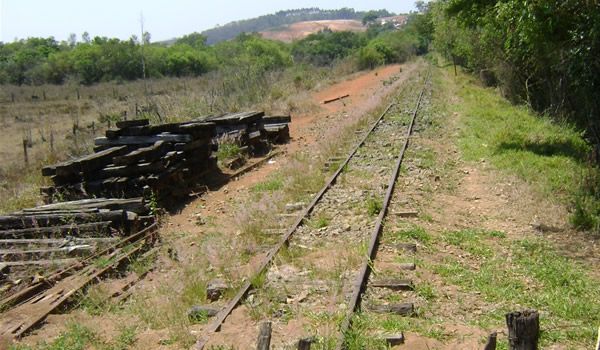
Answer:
[209,112,290,152]
[41,112,290,201]
[0,197,152,283]
[42,118,217,201]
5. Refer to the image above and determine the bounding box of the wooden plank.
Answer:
[262,115,291,124]
[85,162,166,180]
[371,279,414,291]
[1,259,77,267]
[0,221,113,239]
[0,240,148,339]
[368,303,414,316]
[117,122,215,138]
[323,94,349,104]
[0,237,117,249]
[207,111,264,125]
[15,209,99,216]
[0,211,127,230]
[385,334,405,346]
[53,146,129,177]
[116,119,149,129]
[94,134,192,146]
[0,245,95,261]
[26,198,147,214]
[113,141,172,165]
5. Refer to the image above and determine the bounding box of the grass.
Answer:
[440,66,599,231]
[309,212,331,229]
[394,224,431,244]
[9,322,138,350]
[431,228,600,348]
[365,196,383,216]
[251,174,284,192]
[215,138,243,161]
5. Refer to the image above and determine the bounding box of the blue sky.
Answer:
[0,0,416,43]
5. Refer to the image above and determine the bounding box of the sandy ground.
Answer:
[260,20,366,42]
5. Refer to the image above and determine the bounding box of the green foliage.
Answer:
[365,196,382,216]
[395,225,431,243]
[292,29,365,66]
[429,0,600,170]
[9,323,97,350]
[251,175,284,192]
[215,140,242,161]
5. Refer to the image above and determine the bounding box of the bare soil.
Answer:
[259,20,366,42]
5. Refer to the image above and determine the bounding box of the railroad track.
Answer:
[196,70,431,349]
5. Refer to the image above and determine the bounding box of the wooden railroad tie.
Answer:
[371,279,414,291]
[367,303,415,316]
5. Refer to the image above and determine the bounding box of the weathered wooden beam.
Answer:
[371,279,414,291]
[323,94,349,104]
[0,245,95,261]
[256,321,272,350]
[94,134,192,146]
[368,303,414,316]
[484,332,497,350]
[506,310,539,350]
[113,141,172,165]
[0,221,113,239]
[53,146,129,178]
[0,237,117,249]
[262,115,291,124]
[297,337,315,350]
[384,333,405,346]
[26,198,147,214]
[207,111,264,126]
[116,119,149,129]
[0,210,129,230]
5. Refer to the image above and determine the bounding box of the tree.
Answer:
[362,11,379,25]
[81,32,90,43]
[143,31,151,45]
[67,33,77,47]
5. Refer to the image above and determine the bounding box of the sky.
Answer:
[0,0,417,43]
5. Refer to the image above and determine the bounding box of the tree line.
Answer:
[0,12,426,87]
[424,0,600,150]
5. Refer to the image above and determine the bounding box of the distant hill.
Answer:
[201,8,394,44]
[259,20,366,43]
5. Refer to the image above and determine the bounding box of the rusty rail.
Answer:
[194,102,399,349]
[335,71,431,349]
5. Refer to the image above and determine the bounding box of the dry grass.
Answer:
[0,63,358,214]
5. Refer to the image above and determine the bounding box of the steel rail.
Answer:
[194,102,399,349]
[335,71,431,350]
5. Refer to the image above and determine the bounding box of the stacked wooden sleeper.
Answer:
[0,197,152,281]
[42,119,217,201]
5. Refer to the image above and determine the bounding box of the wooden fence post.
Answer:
[256,321,272,350]
[506,310,539,350]
[298,337,314,350]
[22,139,28,166]
[50,131,54,152]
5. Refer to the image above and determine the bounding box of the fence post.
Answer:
[506,310,539,350]
[256,321,272,350]
[23,139,28,166]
